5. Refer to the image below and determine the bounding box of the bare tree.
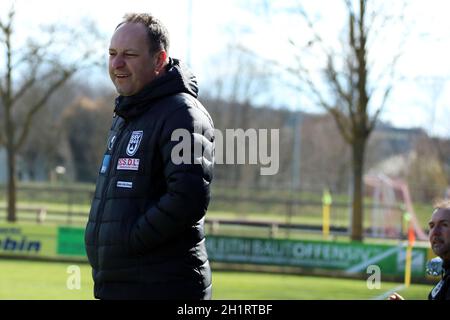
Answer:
[284,0,408,240]
[62,96,113,182]
[231,0,408,240]
[204,43,274,188]
[408,136,448,201]
[0,6,103,222]
[300,114,351,192]
[417,76,450,187]
[20,79,98,182]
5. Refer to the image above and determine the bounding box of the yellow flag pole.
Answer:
[404,213,414,287]
[404,243,412,287]
[322,188,332,239]
[323,204,330,239]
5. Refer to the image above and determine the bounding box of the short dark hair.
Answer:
[116,13,170,54]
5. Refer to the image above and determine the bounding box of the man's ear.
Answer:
[154,50,168,74]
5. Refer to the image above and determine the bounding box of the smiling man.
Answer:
[84,13,214,300]
[108,21,162,96]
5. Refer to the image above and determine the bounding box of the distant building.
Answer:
[371,123,426,155]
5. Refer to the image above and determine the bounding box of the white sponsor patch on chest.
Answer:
[117,181,133,189]
[117,158,140,171]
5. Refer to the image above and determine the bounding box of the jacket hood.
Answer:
[114,58,198,119]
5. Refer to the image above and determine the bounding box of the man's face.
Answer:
[429,208,450,261]
[109,22,157,96]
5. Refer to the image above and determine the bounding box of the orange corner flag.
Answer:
[408,226,415,246]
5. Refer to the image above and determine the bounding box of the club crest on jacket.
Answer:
[126,131,143,156]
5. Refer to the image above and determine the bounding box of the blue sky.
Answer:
[2,0,450,137]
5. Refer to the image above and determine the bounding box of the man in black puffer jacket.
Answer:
[389,200,450,301]
[85,13,214,300]
[427,200,450,300]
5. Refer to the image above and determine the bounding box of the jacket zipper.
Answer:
[93,115,129,260]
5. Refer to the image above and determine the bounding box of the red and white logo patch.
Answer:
[117,158,140,171]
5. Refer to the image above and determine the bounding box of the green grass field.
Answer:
[0,259,431,300]
[0,183,437,300]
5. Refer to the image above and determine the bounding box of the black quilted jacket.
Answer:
[85,58,214,300]
[428,263,450,300]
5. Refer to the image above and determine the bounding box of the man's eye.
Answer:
[109,52,116,56]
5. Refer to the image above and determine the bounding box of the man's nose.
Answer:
[430,226,441,239]
[111,55,125,69]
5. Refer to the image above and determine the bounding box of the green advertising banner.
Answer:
[57,226,86,256]
[206,235,428,277]
[54,227,429,278]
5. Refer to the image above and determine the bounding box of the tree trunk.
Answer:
[350,137,366,241]
[6,139,16,223]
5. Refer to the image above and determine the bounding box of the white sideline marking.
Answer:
[346,246,401,273]
[372,284,406,300]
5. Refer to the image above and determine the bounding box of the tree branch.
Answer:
[0,18,8,33]
[9,57,59,107]
[293,4,333,56]
[14,70,73,150]
[325,55,356,125]
[11,44,45,71]
[348,2,357,50]
[329,107,353,144]
[301,69,353,145]
[368,86,391,134]
[11,75,37,104]
[0,6,14,33]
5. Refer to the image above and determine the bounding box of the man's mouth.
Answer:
[115,74,130,79]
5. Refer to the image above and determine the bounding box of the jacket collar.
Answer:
[443,260,450,275]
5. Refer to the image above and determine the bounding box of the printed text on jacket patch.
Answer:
[117,181,133,189]
[117,158,140,171]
